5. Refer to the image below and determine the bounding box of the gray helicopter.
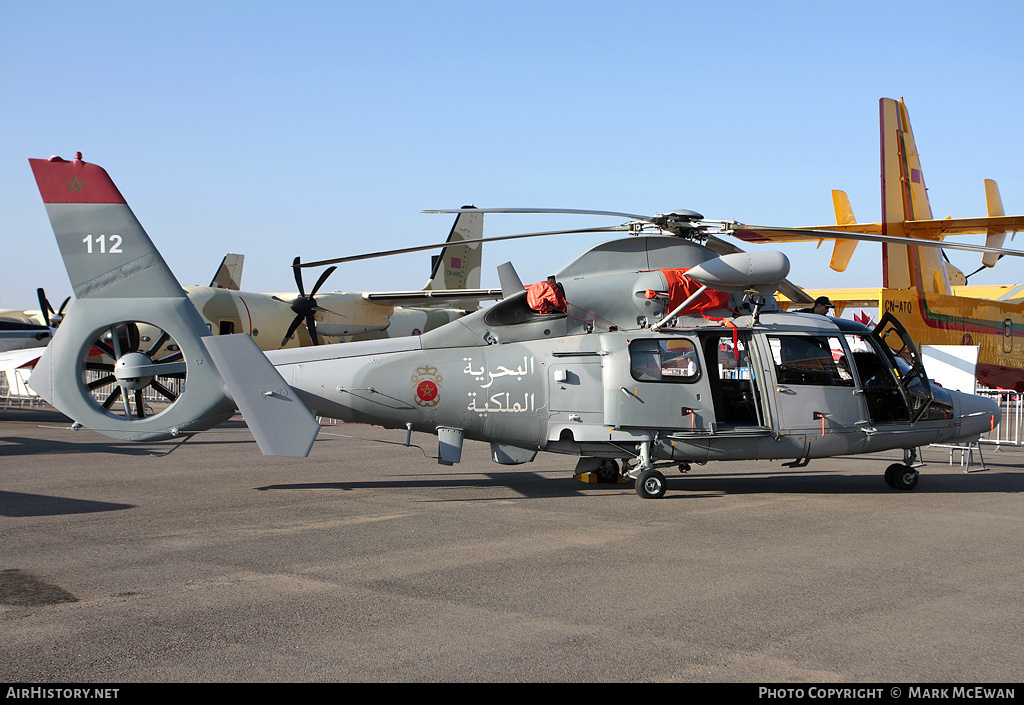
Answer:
[27,155,1000,498]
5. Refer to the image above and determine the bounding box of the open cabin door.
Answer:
[871,312,935,423]
[698,331,770,430]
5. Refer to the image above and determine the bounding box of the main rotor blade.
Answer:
[725,223,1024,259]
[424,207,660,221]
[297,226,628,268]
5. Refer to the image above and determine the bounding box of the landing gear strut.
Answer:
[629,441,669,499]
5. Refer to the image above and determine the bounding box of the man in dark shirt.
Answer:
[797,296,835,315]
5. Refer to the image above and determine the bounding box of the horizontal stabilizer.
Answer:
[202,334,320,457]
[984,179,1008,268]
[829,190,859,272]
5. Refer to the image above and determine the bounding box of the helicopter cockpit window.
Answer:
[484,292,567,326]
[629,339,700,383]
[768,335,854,387]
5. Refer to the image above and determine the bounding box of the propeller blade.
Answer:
[296,226,628,268]
[305,313,319,346]
[37,288,53,326]
[282,314,304,347]
[58,297,70,316]
[145,330,171,357]
[292,257,306,297]
[309,266,337,297]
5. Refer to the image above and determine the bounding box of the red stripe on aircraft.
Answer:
[912,289,1023,339]
[29,155,127,204]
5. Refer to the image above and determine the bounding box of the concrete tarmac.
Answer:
[2,407,1022,683]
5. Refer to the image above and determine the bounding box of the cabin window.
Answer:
[629,338,700,383]
[768,335,854,387]
[219,320,235,335]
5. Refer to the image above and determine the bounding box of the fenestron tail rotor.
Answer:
[82,321,186,420]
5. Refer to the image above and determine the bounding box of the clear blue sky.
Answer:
[3,1,1022,310]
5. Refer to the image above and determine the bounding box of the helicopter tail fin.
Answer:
[422,206,483,292]
[27,155,318,454]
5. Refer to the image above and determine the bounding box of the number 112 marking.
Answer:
[82,234,123,254]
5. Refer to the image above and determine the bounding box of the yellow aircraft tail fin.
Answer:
[880,98,948,293]
[829,190,859,272]
[984,179,1008,268]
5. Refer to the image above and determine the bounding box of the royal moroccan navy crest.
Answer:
[412,364,442,408]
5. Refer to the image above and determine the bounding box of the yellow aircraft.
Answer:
[746,98,1024,391]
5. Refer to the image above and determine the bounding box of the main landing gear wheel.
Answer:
[635,469,667,499]
[884,463,919,491]
[596,459,620,483]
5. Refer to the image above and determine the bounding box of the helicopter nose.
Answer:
[950,389,1001,437]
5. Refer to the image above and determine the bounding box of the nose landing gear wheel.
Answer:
[884,463,919,491]
[635,469,667,499]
